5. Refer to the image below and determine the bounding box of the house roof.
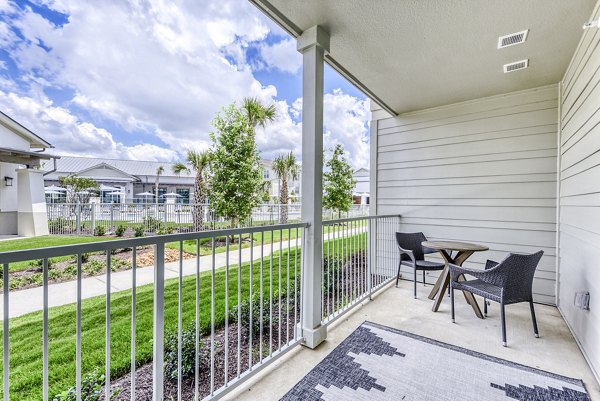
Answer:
[0,110,53,149]
[41,156,195,178]
[251,0,596,115]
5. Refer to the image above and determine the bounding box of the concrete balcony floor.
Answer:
[224,280,600,400]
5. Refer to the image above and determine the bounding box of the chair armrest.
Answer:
[484,259,499,270]
[448,264,489,282]
[397,246,416,263]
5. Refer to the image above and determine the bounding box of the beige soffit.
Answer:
[250,0,596,115]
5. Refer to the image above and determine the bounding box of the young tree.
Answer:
[155,165,164,206]
[208,104,264,229]
[323,144,356,218]
[59,176,99,204]
[173,150,211,231]
[272,152,299,223]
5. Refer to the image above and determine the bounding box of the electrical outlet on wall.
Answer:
[574,292,590,310]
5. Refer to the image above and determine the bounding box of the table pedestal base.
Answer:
[428,250,484,319]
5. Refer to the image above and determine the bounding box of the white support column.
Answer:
[16,168,49,237]
[298,25,329,349]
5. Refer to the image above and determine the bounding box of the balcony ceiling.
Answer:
[252,0,597,115]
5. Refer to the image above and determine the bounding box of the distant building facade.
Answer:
[42,156,301,204]
[0,111,54,236]
[353,168,370,205]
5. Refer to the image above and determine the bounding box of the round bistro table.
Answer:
[421,240,489,319]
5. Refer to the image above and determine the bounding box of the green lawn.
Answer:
[0,236,119,273]
[0,247,300,400]
[0,233,366,400]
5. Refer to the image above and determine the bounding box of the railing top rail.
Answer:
[323,214,401,224]
[0,222,309,264]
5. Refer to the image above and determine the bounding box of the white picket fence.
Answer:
[46,203,369,235]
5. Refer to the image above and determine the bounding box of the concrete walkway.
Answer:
[1,228,364,319]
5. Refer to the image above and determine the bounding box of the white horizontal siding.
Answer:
[374,84,559,304]
[558,2,600,382]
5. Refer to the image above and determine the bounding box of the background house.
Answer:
[42,156,301,204]
[0,111,54,236]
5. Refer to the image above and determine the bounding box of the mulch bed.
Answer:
[5,246,196,292]
[107,304,299,401]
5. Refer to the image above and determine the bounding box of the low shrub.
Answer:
[143,216,162,232]
[164,325,210,381]
[94,225,106,237]
[322,256,343,296]
[83,260,105,275]
[134,225,145,237]
[115,224,126,237]
[52,369,120,401]
[230,294,280,338]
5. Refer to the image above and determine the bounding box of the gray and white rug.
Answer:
[281,321,591,401]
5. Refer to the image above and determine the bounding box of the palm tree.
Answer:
[272,152,300,224]
[241,97,276,135]
[155,165,164,207]
[173,150,211,231]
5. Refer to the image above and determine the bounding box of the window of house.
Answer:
[176,188,190,204]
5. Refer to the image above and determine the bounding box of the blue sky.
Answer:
[0,0,371,167]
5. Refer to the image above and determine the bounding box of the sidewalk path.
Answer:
[2,227,365,319]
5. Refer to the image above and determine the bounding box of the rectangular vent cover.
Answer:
[498,30,529,48]
[503,59,529,73]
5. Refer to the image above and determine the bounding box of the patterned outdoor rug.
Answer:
[281,321,591,401]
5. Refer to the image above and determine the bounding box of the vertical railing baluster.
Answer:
[152,243,165,401]
[195,240,200,400]
[294,227,299,339]
[237,233,242,378]
[105,252,112,401]
[3,263,9,401]
[368,218,373,299]
[287,228,291,345]
[249,234,254,369]
[269,233,273,356]
[278,229,282,351]
[224,236,230,385]
[321,224,327,321]
[76,254,82,401]
[210,237,216,396]
[259,231,264,363]
[326,224,330,318]
[43,259,49,401]
[177,242,183,401]
[130,247,137,401]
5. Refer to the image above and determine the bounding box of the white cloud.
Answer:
[0,0,370,169]
[258,89,371,169]
[6,0,274,144]
[259,38,302,74]
[0,89,178,161]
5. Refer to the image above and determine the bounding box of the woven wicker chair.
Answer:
[449,250,544,347]
[395,232,445,298]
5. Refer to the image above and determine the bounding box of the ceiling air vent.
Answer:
[498,30,529,48]
[503,59,529,73]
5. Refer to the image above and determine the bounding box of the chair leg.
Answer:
[530,300,539,338]
[395,262,401,288]
[484,298,487,317]
[450,282,455,323]
[422,270,426,286]
[501,303,507,347]
[413,269,417,299]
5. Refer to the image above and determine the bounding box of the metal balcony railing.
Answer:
[0,214,399,401]
[320,215,401,326]
[0,223,307,401]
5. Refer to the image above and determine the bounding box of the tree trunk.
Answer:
[279,177,288,224]
[192,173,204,232]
